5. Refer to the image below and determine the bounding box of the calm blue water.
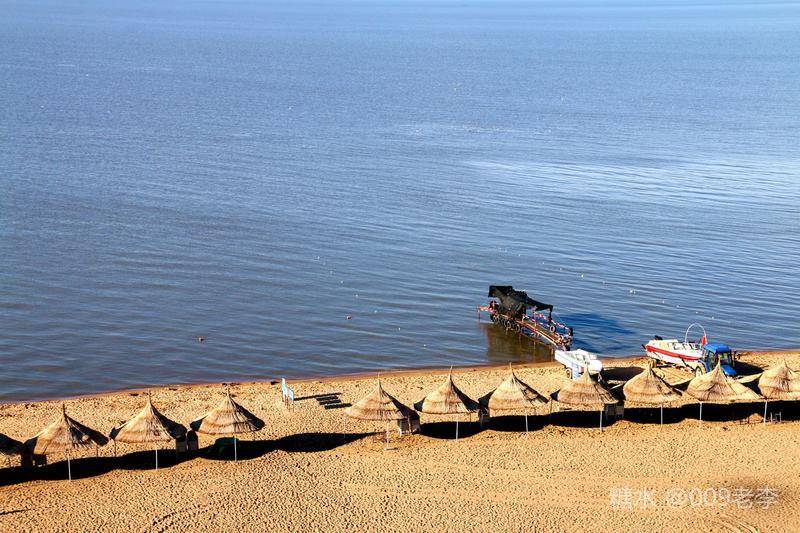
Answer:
[2,0,799,401]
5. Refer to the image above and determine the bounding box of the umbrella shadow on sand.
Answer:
[681,402,762,423]
[602,366,644,382]
[549,410,620,429]
[417,420,483,440]
[0,433,373,485]
[623,407,686,426]
[198,431,373,461]
[112,448,184,471]
[484,414,548,433]
[0,456,117,487]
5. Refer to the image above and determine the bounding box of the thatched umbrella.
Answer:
[109,396,186,470]
[685,362,762,423]
[345,381,417,444]
[190,387,264,461]
[479,366,548,433]
[1,432,22,467]
[414,370,482,439]
[554,368,618,431]
[757,361,800,422]
[622,364,682,426]
[25,404,108,481]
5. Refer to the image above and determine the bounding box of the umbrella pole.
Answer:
[699,402,703,426]
[234,435,238,461]
[67,453,72,482]
[599,409,603,432]
[155,446,159,470]
[455,417,459,441]
[763,400,768,424]
[525,409,529,434]
[660,405,663,427]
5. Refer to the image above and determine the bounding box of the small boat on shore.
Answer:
[478,285,574,350]
[644,323,737,376]
[554,349,603,379]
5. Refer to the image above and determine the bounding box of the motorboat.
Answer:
[478,285,573,350]
[644,323,737,376]
[554,348,603,379]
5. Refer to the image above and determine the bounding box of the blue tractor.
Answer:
[696,343,737,376]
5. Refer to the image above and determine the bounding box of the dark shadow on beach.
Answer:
[199,432,372,461]
[486,414,548,433]
[602,366,643,383]
[680,402,763,424]
[765,400,800,422]
[734,360,765,375]
[0,432,373,485]
[623,407,686,426]
[294,392,342,402]
[0,456,117,487]
[550,410,618,429]
[112,448,184,471]
[419,421,483,440]
[293,392,351,410]
[0,509,31,517]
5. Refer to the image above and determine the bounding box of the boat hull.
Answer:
[554,349,603,377]
[644,341,702,367]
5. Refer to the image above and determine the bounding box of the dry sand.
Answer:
[1,351,798,532]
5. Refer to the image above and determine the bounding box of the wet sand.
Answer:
[1,350,798,532]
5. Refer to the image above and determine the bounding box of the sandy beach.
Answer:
[1,350,798,532]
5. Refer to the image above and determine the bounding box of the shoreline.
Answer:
[2,348,800,531]
[2,347,796,407]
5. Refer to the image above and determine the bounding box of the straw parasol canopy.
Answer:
[25,404,108,456]
[109,397,186,443]
[758,361,800,401]
[479,367,548,413]
[190,388,264,461]
[345,381,416,421]
[623,365,682,405]
[414,371,481,414]
[190,389,264,436]
[555,368,618,409]
[685,362,762,404]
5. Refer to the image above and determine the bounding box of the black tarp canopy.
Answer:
[488,286,553,315]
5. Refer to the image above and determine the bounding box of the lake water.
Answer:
[2,0,799,402]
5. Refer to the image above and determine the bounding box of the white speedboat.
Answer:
[554,349,603,378]
[644,323,705,368]
[644,338,703,366]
